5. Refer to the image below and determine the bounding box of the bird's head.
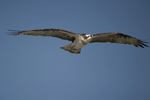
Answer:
[85,34,94,39]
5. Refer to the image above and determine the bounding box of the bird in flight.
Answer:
[9,28,149,54]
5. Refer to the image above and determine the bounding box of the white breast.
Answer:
[73,35,92,49]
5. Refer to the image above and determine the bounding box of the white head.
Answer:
[85,34,94,39]
[80,34,94,44]
[79,34,94,45]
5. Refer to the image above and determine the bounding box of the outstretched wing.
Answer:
[90,32,149,48]
[9,28,78,42]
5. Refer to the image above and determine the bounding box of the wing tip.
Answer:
[6,29,21,36]
[134,40,149,48]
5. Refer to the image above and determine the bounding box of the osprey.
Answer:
[9,28,148,54]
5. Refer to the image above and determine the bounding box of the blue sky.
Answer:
[0,0,150,100]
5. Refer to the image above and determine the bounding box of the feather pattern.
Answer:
[90,32,149,48]
[9,28,77,42]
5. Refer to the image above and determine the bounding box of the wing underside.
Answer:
[90,32,149,48]
[9,28,78,42]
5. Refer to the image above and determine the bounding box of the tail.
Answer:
[60,43,81,54]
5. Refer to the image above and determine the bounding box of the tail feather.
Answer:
[60,44,81,54]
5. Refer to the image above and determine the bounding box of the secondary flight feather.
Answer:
[9,28,149,54]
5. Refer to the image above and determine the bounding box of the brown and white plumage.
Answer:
[90,32,148,48]
[9,28,149,54]
[10,28,77,42]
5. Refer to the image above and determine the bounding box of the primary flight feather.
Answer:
[9,28,149,54]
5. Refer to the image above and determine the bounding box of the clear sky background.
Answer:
[0,0,150,100]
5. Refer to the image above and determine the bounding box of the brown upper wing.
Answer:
[90,32,149,48]
[9,28,78,42]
